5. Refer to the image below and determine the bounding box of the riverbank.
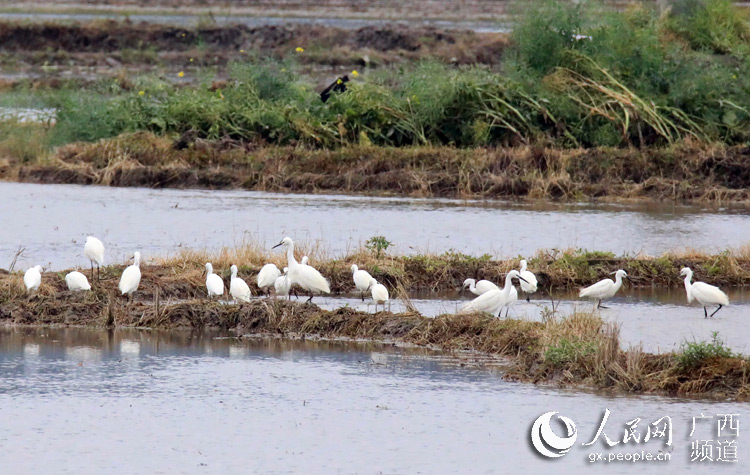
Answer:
[2,246,749,298]
[5,133,750,204]
[2,294,748,400]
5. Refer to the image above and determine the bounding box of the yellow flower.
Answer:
[240,49,245,53]
[351,70,359,78]
[337,79,342,84]
[281,68,287,72]
[138,90,145,96]
[178,71,185,78]
[189,58,194,62]
[295,47,304,53]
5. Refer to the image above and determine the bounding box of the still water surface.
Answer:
[0,328,747,473]
[2,183,750,271]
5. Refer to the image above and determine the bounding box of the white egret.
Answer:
[84,236,105,282]
[502,284,519,318]
[461,270,527,317]
[462,278,499,296]
[274,267,292,299]
[23,265,42,292]
[579,269,628,308]
[272,237,330,302]
[257,263,281,294]
[518,259,538,302]
[65,271,91,291]
[118,251,142,298]
[204,263,225,298]
[368,278,389,312]
[352,264,373,301]
[301,256,309,265]
[229,264,252,302]
[680,267,729,318]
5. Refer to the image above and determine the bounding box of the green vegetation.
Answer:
[365,236,393,258]
[3,0,750,153]
[678,331,737,369]
[544,337,597,367]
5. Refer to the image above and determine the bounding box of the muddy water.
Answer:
[2,182,750,271]
[0,12,508,33]
[0,328,750,474]
[0,327,746,473]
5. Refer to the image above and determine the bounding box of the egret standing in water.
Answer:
[579,269,628,309]
[24,265,42,292]
[257,263,281,295]
[462,278,499,296]
[352,265,373,301]
[225,264,250,302]
[65,271,91,291]
[272,237,330,302]
[368,278,389,312]
[274,267,292,299]
[205,263,225,298]
[84,236,104,282]
[119,252,142,299]
[461,270,527,317]
[518,259,538,302]
[680,267,729,318]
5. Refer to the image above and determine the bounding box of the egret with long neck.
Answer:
[272,237,330,302]
[681,267,728,318]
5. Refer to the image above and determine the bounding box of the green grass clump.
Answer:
[678,331,737,369]
[544,337,597,367]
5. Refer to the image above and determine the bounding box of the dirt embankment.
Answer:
[2,292,748,400]
[12,132,750,204]
[0,20,508,81]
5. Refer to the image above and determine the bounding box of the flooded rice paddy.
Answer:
[2,182,750,271]
[1,327,747,473]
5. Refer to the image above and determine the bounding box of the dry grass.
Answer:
[10,132,750,205]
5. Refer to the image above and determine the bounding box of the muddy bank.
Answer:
[0,20,507,78]
[2,294,748,399]
[1,247,749,304]
[10,133,750,204]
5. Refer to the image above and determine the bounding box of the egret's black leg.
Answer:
[361,291,364,302]
[90,262,94,282]
[709,304,723,318]
[704,306,708,318]
[307,294,313,303]
[526,295,530,303]
[598,300,609,309]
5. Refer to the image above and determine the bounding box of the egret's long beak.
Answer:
[518,276,529,284]
[272,241,283,249]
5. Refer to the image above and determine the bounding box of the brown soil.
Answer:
[0,20,508,82]
[13,133,750,204]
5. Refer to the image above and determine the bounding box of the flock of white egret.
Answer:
[20,236,730,318]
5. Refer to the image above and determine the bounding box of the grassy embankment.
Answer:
[1,245,749,399]
[3,1,750,202]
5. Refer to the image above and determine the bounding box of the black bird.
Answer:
[320,75,350,103]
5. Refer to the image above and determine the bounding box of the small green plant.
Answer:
[365,236,393,258]
[544,338,596,366]
[678,331,736,369]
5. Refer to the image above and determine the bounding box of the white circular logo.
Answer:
[530,411,578,458]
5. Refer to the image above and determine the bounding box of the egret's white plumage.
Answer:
[301,256,309,265]
[23,265,42,292]
[352,264,373,301]
[681,267,728,318]
[518,259,538,301]
[84,236,105,281]
[462,278,499,296]
[579,269,628,308]
[503,285,519,318]
[229,264,251,302]
[461,270,526,317]
[203,263,224,298]
[65,271,91,291]
[118,251,141,297]
[273,237,330,302]
[274,267,292,299]
[368,278,389,312]
[257,264,281,293]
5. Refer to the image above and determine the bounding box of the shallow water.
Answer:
[287,287,750,354]
[0,12,508,33]
[0,327,746,473]
[2,182,750,271]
